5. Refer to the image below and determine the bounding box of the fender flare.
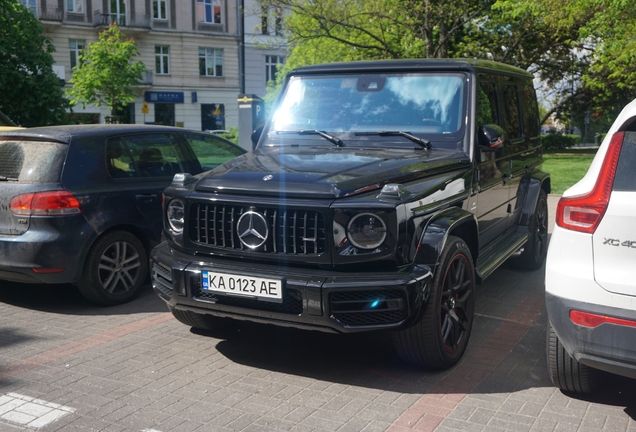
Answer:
[517,170,551,226]
[414,206,479,268]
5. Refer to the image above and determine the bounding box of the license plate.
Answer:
[201,271,283,301]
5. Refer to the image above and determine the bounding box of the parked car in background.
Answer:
[546,99,636,393]
[0,110,23,131]
[0,125,244,305]
[151,59,549,369]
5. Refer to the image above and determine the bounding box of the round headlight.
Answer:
[346,213,387,249]
[167,199,185,233]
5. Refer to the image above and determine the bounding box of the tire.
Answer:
[393,236,476,369]
[546,320,596,393]
[512,189,548,270]
[169,306,228,332]
[78,231,148,306]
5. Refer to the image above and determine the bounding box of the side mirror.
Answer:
[251,125,264,149]
[478,124,505,151]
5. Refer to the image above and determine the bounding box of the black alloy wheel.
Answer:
[393,236,475,369]
[513,189,548,270]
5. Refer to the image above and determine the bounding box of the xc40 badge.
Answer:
[603,238,636,248]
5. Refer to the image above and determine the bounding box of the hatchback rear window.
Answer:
[613,131,636,192]
[0,140,67,183]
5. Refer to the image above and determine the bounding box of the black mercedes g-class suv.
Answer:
[151,59,550,369]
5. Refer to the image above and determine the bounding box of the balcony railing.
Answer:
[93,11,150,29]
[38,6,62,21]
[139,70,153,86]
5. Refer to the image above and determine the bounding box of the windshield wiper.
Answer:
[276,130,345,147]
[0,176,18,182]
[354,131,431,149]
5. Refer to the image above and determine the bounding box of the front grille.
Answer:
[194,285,304,315]
[330,289,407,326]
[190,203,326,255]
[152,262,173,298]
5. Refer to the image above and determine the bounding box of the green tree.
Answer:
[0,0,68,126]
[67,23,146,114]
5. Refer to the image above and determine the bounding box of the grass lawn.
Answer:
[541,152,596,194]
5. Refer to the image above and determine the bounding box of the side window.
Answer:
[477,80,499,127]
[503,84,523,139]
[120,133,186,178]
[106,138,136,178]
[183,133,244,171]
[520,81,540,138]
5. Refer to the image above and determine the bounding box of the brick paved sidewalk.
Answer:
[0,195,634,431]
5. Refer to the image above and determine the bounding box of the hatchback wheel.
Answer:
[78,231,147,306]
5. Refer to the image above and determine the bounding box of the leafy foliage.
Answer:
[541,133,581,151]
[0,0,68,126]
[67,24,145,113]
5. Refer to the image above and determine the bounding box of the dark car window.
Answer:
[182,132,244,171]
[107,133,187,179]
[503,84,523,139]
[0,140,67,183]
[477,81,499,127]
[614,131,636,191]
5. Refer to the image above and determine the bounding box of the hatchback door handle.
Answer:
[135,194,157,200]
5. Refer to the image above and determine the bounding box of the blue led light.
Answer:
[370,300,380,308]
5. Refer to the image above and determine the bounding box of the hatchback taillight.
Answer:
[555,131,624,234]
[10,191,81,216]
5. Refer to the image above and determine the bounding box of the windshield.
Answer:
[265,72,466,148]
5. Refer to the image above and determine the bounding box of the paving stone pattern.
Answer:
[0,195,634,431]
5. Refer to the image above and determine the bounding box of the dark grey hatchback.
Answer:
[0,124,244,305]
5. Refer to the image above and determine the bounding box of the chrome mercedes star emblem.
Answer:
[237,211,269,249]
[263,174,273,181]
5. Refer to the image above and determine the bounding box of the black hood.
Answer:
[195,146,470,198]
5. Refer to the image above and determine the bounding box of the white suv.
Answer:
[545,99,636,393]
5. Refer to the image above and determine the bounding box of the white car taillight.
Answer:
[555,131,624,234]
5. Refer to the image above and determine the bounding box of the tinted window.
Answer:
[106,133,187,179]
[520,81,540,137]
[183,133,244,171]
[614,131,636,191]
[0,140,67,183]
[503,84,522,139]
[477,81,498,126]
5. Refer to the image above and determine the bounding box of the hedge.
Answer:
[541,134,581,151]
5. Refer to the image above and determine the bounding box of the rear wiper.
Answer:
[0,176,18,182]
[276,130,345,147]
[354,131,431,149]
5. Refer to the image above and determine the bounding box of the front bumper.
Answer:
[150,242,433,334]
[546,292,636,379]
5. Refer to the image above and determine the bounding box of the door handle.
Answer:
[135,194,157,201]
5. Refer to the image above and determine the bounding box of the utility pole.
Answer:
[239,0,245,94]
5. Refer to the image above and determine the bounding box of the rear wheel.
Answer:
[78,231,147,306]
[169,307,230,332]
[547,321,597,393]
[393,236,475,369]
[513,189,548,270]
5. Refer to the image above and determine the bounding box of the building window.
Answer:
[69,39,86,70]
[18,0,37,15]
[153,0,167,20]
[197,0,222,24]
[66,0,83,13]
[265,55,284,84]
[261,6,283,36]
[199,48,223,77]
[155,46,170,75]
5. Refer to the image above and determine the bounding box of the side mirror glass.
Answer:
[478,124,505,151]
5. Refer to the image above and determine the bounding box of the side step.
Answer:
[476,230,528,281]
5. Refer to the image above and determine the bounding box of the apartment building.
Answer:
[243,0,288,98]
[24,0,241,130]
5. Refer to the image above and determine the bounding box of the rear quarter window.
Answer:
[0,140,67,183]
[614,131,636,191]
